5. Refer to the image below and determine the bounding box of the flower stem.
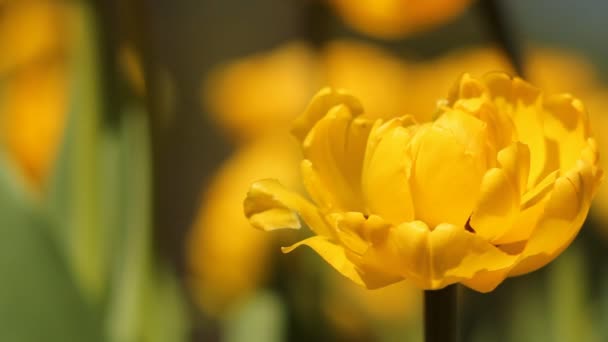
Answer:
[424,285,459,342]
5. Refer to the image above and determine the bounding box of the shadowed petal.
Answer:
[244,179,332,236]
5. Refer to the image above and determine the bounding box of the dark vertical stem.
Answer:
[478,0,525,76]
[424,285,459,342]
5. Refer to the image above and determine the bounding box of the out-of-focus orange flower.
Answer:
[0,0,67,73]
[328,0,473,39]
[186,134,301,316]
[1,62,68,187]
[322,40,413,121]
[0,0,69,190]
[204,43,320,142]
[204,41,512,141]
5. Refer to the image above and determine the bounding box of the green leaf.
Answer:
[46,1,107,302]
[105,104,189,342]
[224,291,287,342]
[105,104,152,342]
[547,243,599,342]
[0,155,102,342]
[141,264,190,342]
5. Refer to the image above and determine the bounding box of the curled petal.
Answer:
[542,94,591,173]
[470,143,532,244]
[326,212,393,255]
[509,161,597,276]
[244,179,332,236]
[431,226,516,292]
[283,236,397,289]
[469,168,518,242]
[301,103,374,211]
[409,109,489,227]
[362,117,416,224]
[370,222,518,291]
[292,87,364,142]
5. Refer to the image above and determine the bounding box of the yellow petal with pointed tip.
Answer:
[282,236,396,289]
[292,87,364,142]
[244,179,332,237]
[410,110,489,227]
[362,117,416,224]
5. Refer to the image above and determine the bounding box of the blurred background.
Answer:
[1,0,607,341]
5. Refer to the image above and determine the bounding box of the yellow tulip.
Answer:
[244,74,602,292]
[328,0,473,39]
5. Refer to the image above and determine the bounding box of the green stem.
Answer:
[424,285,459,342]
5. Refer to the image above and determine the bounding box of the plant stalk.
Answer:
[424,285,459,342]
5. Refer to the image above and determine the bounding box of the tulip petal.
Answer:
[244,179,333,237]
[370,222,517,291]
[470,143,533,244]
[326,212,370,255]
[326,212,393,256]
[362,117,416,224]
[301,103,373,211]
[283,236,365,286]
[497,142,530,195]
[363,221,431,287]
[469,168,518,242]
[410,110,489,227]
[480,73,561,189]
[292,87,364,142]
[431,224,518,290]
[282,236,397,289]
[542,94,591,172]
[509,164,593,276]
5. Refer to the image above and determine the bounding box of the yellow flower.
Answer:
[187,134,300,315]
[0,0,67,73]
[204,42,320,142]
[1,62,68,188]
[203,41,511,141]
[328,0,473,39]
[0,0,69,189]
[244,74,602,292]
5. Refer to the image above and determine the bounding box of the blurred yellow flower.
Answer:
[0,0,69,189]
[204,41,513,141]
[204,43,320,142]
[328,0,473,39]
[187,134,301,315]
[0,0,67,73]
[1,62,68,188]
[244,75,602,292]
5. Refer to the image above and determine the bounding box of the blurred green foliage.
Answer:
[0,1,188,341]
